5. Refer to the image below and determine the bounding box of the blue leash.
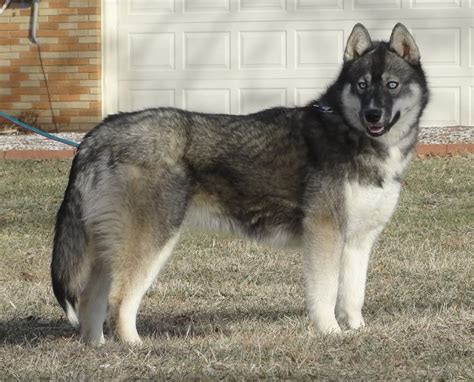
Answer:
[0,111,80,148]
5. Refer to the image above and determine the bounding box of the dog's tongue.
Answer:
[369,125,384,134]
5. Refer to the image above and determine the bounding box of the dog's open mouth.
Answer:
[365,111,401,137]
[366,124,385,137]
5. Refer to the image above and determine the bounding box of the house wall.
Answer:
[0,0,101,132]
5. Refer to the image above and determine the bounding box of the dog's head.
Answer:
[339,23,429,140]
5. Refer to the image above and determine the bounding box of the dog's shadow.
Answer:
[139,306,306,339]
[0,307,305,346]
[0,316,76,345]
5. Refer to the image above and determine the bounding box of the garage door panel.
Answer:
[470,87,474,125]
[128,89,176,110]
[119,79,334,112]
[118,18,472,78]
[240,0,286,11]
[295,0,343,10]
[470,27,474,66]
[410,0,461,8]
[239,31,287,69]
[119,77,474,125]
[120,1,471,23]
[184,89,231,113]
[184,32,230,69]
[128,33,175,70]
[353,0,401,9]
[129,0,175,13]
[184,0,230,12]
[295,88,326,106]
[239,88,287,114]
[366,28,392,41]
[421,87,461,126]
[296,30,344,68]
[412,28,461,66]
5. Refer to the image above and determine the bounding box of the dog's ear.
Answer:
[389,23,420,65]
[344,23,372,62]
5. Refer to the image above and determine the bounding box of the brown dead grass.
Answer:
[0,156,472,380]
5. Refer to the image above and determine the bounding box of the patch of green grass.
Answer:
[0,157,472,379]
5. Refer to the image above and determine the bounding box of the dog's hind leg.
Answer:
[104,165,188,344]
[107,231,180,344]
[303,214,344,334]
[79,253,110,344]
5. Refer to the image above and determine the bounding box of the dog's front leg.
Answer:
[303,215,343,334]
[336,227,382,330]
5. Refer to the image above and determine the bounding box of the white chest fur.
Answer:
[344,179,400,239]
[344,147,410,239]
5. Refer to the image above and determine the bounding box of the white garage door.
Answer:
[102,0,474,127]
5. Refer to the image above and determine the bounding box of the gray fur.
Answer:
[51,23,429,343]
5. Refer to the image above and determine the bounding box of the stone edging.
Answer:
[0,149,76,160]
[0,144,473,160]
[415,144,474,156]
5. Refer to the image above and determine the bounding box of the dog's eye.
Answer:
[358,81,368,90]
[387,81,399,89]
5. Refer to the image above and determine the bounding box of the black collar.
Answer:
[312,102,334,114]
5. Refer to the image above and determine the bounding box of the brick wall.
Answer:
[0,0,101,132]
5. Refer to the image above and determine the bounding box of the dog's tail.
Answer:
[51,155,89,328]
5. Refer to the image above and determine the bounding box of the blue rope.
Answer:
[0,111,80,148]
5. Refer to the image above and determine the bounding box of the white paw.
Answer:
[118,332,142,345]
[347,315,365,329]
[314,319,342,335]
[336,308,365,330]
[80,331,105,345]
[347,315,365,330]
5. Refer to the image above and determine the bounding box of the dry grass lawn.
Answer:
[0,156,472,380]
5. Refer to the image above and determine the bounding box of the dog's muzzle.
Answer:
[364,109,400,137]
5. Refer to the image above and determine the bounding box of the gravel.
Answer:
[0,133,84,151]
[0,126,472,151]
[417,126,473,145]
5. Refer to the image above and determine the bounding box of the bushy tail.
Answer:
[51,157,89,328]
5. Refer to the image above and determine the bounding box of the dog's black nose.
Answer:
[364,109,382,123]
